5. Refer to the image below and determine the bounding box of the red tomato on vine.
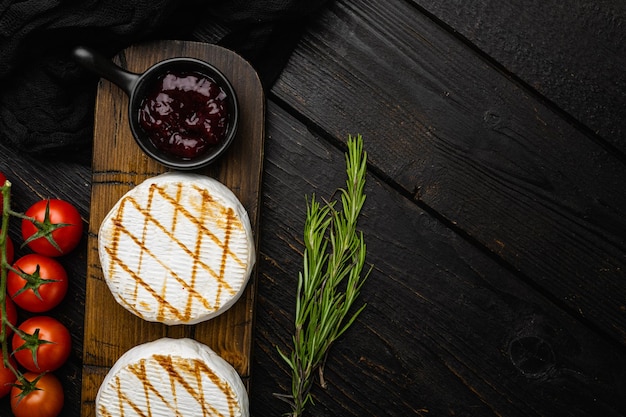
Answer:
[21,199,83,257]
[10,371,64,417]
[8,254,68,312]
[12,316,71,373]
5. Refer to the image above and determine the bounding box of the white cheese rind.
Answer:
[96,337,249,417]
[98,172,255,325]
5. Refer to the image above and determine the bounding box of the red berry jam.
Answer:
[138,71,229,160]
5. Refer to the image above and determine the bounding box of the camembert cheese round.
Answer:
[96,337,249,417]
[99,172,255,325]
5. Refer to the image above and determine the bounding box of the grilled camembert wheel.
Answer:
[99,172,255,325]
[96,337,249,417]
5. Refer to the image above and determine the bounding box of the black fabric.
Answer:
[0,0,330,155]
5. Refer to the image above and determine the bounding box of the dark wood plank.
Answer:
[250,102,626,417]
[272,0,626,345]
[411,0,626,152]
[81,40,264,416]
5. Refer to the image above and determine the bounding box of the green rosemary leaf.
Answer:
[276,134,370,417]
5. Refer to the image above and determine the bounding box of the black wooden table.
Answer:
[1,0,625,416]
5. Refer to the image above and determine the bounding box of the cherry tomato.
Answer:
[10,371,64,417]
[1,230,14,265]
[1,295,18,336]
[0,352,17,398]
[8,254,68,312]
[21,199,83,257]
[12,316,71,373]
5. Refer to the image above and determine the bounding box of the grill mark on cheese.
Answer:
[158,183,247,266]
[115,374,124,416]
[135,183,156,318]
[105,240,213,321]
[109,374,152,417]
[160,182,184,321]
[100,374,151,417]
[122,189,244,278]
[187,183,210,321]
[105,181,250,322]
[126,358,187,417]
[136,360,153,415]
[216,207,235,307]
[155,355,241,417]
[112,212,237,295]
[99,355,240,417]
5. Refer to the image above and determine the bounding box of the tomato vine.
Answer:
[1,180,23,389]
[1,178,71,416]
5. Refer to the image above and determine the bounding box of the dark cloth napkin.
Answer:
[0,0,330,156]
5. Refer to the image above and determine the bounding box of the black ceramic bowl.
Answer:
[73,46,239,171]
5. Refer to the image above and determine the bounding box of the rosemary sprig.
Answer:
[277,134,370,417]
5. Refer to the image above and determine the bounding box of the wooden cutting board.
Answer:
[80,40,264,416]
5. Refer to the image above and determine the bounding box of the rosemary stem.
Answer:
[279,134,370,417]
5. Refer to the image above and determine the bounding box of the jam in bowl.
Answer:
[73,46,239,170]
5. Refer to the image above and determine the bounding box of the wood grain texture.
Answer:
[273,0,626,346]
[80,40,264,416]
[250,102,626,417]
[411,0,626,151]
